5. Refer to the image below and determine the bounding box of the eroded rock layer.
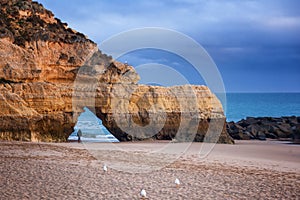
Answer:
[0,0,233,143]
[0,0,100,141]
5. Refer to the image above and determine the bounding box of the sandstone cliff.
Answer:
[0,0,233,143]
[0,0,100,141]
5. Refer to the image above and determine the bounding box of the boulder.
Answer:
[226,122,248,140]
[237,119,250,128]
[257,131,266,141]
[292,125,300,144]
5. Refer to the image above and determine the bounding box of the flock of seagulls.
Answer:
[140,178,180,199]
[102,164,181,199]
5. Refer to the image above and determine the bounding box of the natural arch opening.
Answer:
[68,107,119,142]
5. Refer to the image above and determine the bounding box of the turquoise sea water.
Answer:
[68,107,119,142]
[225,93,300,122]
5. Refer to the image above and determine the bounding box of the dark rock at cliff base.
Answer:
[226,122,249,140]
[257,132,266,141]
[292,124,300,144]
[227,116,300,142]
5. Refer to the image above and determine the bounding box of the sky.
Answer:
[38,0,300,92]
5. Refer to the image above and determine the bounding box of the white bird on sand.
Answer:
[103,164,107,172]
[175,178,180,188]
[140,189,147,199]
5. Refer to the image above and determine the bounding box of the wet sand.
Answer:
[0,140,299,199]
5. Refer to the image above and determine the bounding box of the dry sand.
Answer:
[0,140,299,199]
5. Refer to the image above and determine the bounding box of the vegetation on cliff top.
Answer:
[0,0,94,47]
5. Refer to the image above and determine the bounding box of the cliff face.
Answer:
[0,0,100,141]
[0,0,233,143]
[95,83,231,143]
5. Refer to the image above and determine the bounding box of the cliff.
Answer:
[0,0,100,141]
[0,0,233,143]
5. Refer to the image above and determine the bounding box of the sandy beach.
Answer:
[0,140,299,199]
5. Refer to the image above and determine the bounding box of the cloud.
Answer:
[39,0,300,45]
[37,0,300,92]
[263,16,300,29]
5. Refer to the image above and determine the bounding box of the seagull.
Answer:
[103,164,107,172]
[140,189,147,199]
[175,178,180,188]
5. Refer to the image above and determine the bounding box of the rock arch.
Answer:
[0,0,233,143]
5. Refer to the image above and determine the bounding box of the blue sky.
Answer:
[38,0,300,92]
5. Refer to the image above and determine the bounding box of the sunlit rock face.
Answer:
[95,83,232,143]
[75,60,233,144]
[0,0,99,141]
[0,0,233,143]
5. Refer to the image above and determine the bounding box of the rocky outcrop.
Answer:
[104,84,231,143]
[0,0,92,46]
[227,116,300,141]
[0,0,233,143]
[0,0,101,141]
[74,60,233,144]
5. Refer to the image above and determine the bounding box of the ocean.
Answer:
[225,93,300,122]
[68,107,119,142]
